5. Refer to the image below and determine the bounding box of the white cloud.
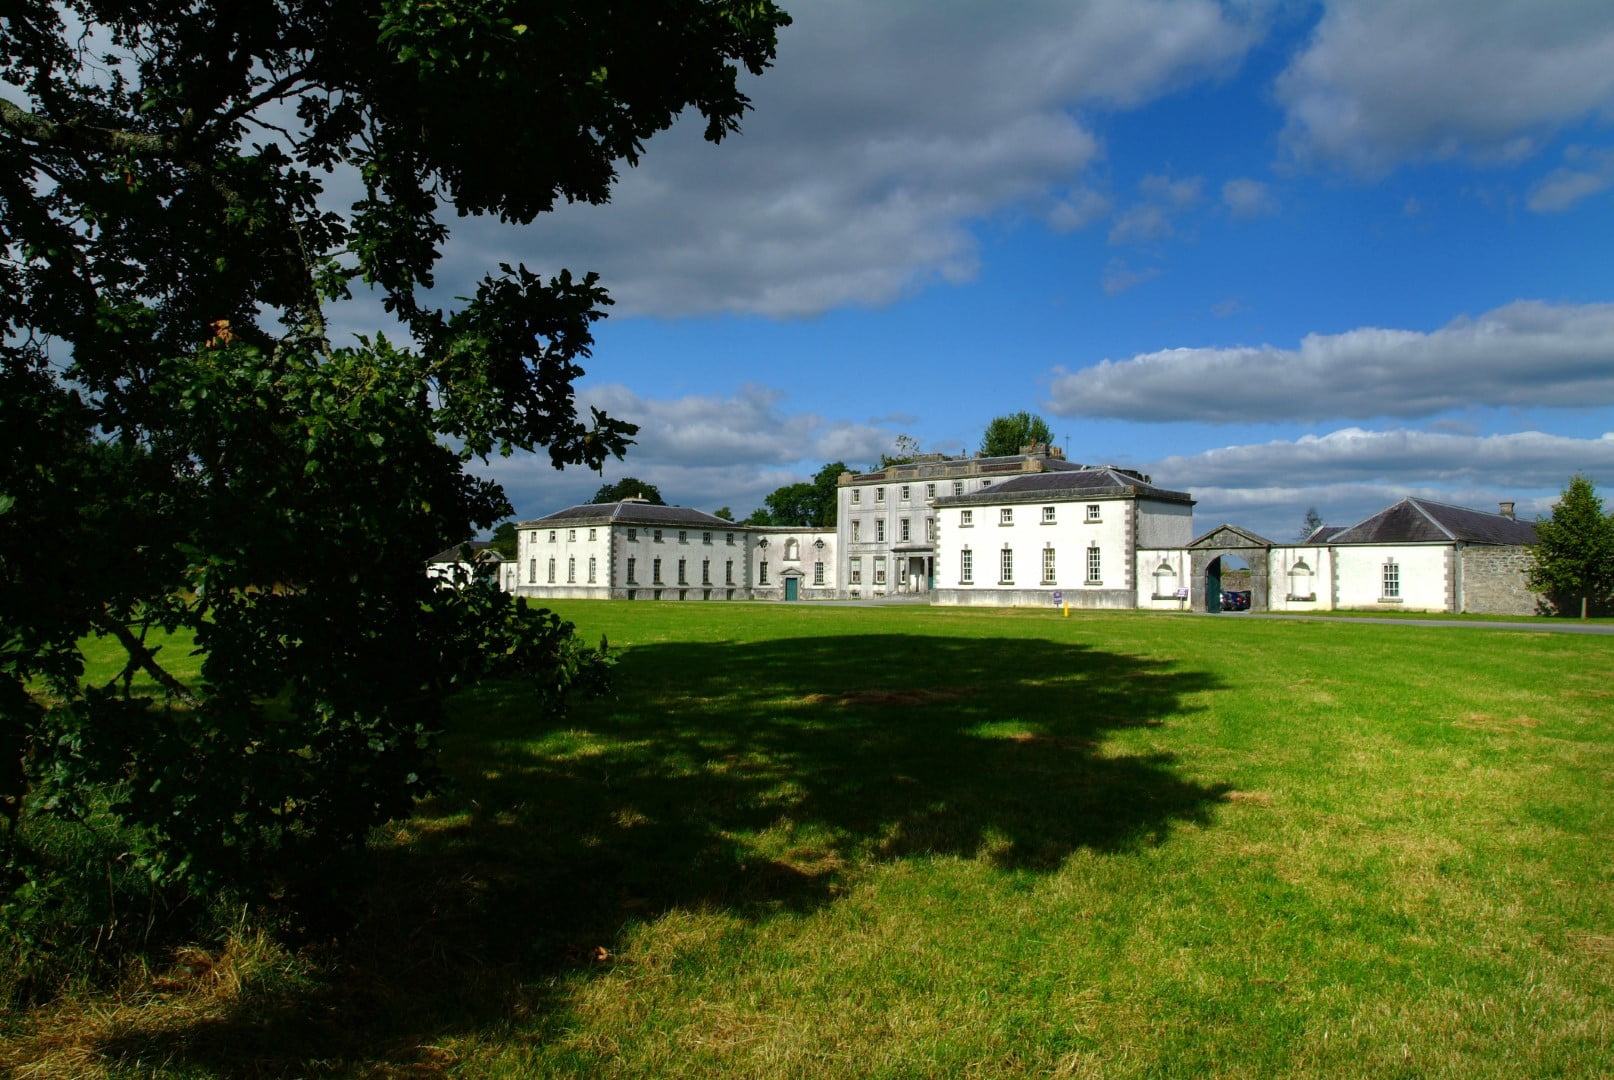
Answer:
[1101,259,1162,296]
[1048,188,1113,233]
[579,383,895,469]
[1277,1,1614,173]
[1108,204,1175,244]
[438,0,1261,318]
[1222,177,1278,218]
[1144,428,1614,538]
[1140,173,1204,207]
[470,382,899,520]
[1151,428,1614,490]
[1047,300,1614,422]
[1110,172,1204,243]
[1527,146,1614,212]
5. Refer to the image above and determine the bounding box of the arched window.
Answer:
[784,538,800,561]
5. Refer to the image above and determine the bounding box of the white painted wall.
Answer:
[751,527,837,597]
[936,496,1137,598]
[1332,544,1449,612]
[1266,545,1336,613]
[1137,500,1194,548]
[1135,548,1191,610]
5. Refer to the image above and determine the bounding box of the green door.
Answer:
[785,577,799,601]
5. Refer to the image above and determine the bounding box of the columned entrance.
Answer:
[894,547,935,593]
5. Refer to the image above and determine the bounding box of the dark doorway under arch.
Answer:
[1204,554,1251,612]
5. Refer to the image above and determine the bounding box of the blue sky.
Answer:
[435,0,1614,540]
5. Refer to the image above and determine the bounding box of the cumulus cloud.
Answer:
[578,383,896,468]
[1277,1,1614,173]
[470,382,901,519]
[1143,428,1614,538]
[1046,300,1614,422]
[1221,177,1278,218]
[1150,428,1614,490]
[1528,146,1614,213]
[434,0,1261,318]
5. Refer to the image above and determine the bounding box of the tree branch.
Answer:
[0,97,179,158]
[92,609,200,707]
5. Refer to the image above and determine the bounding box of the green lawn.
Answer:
[9,604,1612,1077]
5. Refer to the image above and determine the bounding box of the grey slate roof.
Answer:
[935,466,1193,506]
[1329,498,1538,546]
[426,540,496,564]
[1301,525,1346,543]
[518,501,741,530]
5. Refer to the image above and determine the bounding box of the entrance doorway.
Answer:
[1205,554,1252,612]
[785,577,799,601]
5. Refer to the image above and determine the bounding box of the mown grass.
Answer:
[5,603,1611,1077]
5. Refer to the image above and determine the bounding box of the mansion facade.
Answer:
[500,446,1542,616]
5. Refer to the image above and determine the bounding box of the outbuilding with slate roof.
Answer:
[425,540,513,591]
[1325,497,1540,614]
[513,498,781,601]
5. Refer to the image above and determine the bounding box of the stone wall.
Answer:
[1459,545,1539,615]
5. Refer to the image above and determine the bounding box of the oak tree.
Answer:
[0,0,789,920]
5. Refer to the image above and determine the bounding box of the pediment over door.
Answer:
[1188,523,1276,551]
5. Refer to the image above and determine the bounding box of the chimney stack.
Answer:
[1499,501,1515,520]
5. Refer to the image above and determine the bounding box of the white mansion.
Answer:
[494,446,1541,616]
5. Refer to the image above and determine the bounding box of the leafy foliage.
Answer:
[593,478,666,505]
[980,412,1054,457]
[489,521,519,559]
[1298,506,1324,540]
[747,462,848,527]
[0,0,788,958]
[1528,475,1614,616]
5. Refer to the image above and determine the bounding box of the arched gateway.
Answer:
[1188,525,1275,613]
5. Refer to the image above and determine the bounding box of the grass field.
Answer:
[6,603,1612,1077]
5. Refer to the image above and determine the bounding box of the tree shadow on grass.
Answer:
[93,632,1230,1075]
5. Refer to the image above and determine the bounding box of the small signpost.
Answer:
[1174,586,1189,611]
[1052,590,1067,617]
